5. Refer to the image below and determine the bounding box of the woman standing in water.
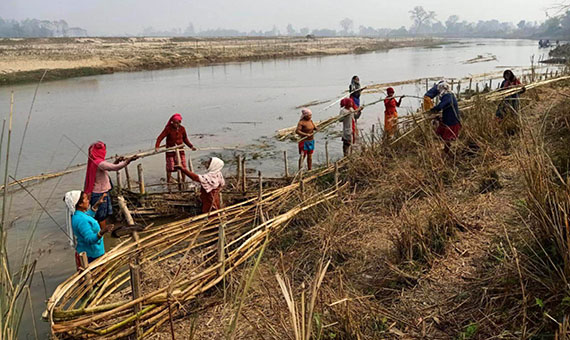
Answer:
[349,75,362,107]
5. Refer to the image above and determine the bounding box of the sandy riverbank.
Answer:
[0,36,443,85]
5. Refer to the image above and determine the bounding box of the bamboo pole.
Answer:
[236,155,242,187]
[325,141,330,166]
[124,165,133,191]
[335,162,339,191]
[187,154,194,173]
[129,263,142,338]
[300,171,305,199]
[241,157,247,193]
[283,151,289,178]
[137,164,145,195]
[175,147,183,191]
[469,78,473,92]
[115,170,122,192]
[117,195,135,227]
[79,252,93,292]
[425,78,428,92]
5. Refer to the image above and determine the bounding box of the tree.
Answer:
[409,6,436,34]
[445,15,459,33]
[339,17,354,35]
[286,23,296,36]
[299,27,310,36]
[184,23,195,36]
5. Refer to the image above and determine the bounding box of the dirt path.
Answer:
[0,37,442,85]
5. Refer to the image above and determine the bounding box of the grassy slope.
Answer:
[154,81,570,339]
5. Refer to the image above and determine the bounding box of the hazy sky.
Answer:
[0,0,558,35]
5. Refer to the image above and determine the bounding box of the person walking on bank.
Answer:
[430,82,462,154]
[84,141,138,231]
[155,113,197,186]
[295,108,317,171]
[64,190,113,270]
[340,97,363,156]
[175,157,225,213]
[384,87,404,138]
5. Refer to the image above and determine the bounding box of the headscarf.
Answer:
[350,76,360,92]
[503,70,515,82]
[301,108,312,119]
[386,87,395,99]
[198,157,225,193]
[340,97,356,110]
[84,141,107,193]
[437,81,452,98]
[166,113,183,128]
[64,190,82,246]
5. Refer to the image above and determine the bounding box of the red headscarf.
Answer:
[340,97,356,110]
[84,141,106,193]
[166,113,183,128]
[387,87,395,95]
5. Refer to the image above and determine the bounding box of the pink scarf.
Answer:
[84,141,106,193]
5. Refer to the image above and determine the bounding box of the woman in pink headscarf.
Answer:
[84,141,138,230]
[155,113,196,186]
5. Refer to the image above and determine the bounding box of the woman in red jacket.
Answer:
[155,113,197,185]
[383,87,404,138]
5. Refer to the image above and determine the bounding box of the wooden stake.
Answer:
[79,252,93,292]
[115,170,122,192]
[334,162,339,191]
[129,263,142,339]
[476,83,479,94]
[283,151,289,178]
[325,141,330,166]
[137,164,145,195]
[469,78,473,91]
[299,171,305,199]
[187,154,194,172]
[117,195,135,226]
[241,157,247,193]
[258,171,263,200]
[457,81,461,99]
[217,222,225,277]
[425,78,429,92]
[124,165,132,191]
[489,79,493,90]
[236,155,242,187]
[371,125,375,144]
[175,147,183,191]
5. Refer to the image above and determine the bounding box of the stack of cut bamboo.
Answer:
[46,164,341,338]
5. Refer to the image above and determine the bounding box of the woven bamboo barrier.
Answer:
[46,164,341,338]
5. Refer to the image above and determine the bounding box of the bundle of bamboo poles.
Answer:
[46,164,341,338]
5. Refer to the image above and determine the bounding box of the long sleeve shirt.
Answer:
[432,93,461,126]
[155,125,193,151]
[92,160,128,193]
[425,84,440,99]
[340,108,361,142]
[72,210,105,259]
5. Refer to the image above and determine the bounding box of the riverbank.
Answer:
[0,36,443,85]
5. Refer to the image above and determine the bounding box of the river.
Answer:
[0,38,552,338]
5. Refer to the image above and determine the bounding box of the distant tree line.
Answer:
[141,6,569,39]
[0,17,87,37]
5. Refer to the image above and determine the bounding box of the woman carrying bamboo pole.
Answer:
[155,113,197,185]
[430,82,462,155]
[84,141,138,231]
[383,87,404,138]
[175,157,225,213]
[64,190,113,270]
[496,69,525,120]
[340,98,363,156]
[295,108,317,171]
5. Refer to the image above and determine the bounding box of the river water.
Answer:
[0,38,552,337]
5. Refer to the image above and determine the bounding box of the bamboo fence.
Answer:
[46,164,342,338]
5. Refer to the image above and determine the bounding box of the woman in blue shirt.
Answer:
[65,190,112,269]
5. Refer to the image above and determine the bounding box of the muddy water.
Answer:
[0,38,552,337]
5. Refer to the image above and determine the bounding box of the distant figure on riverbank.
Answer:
[175,157,225,213]
[340,98,363,156]
[384,87,404,138]
[423,79,445,111]
[155,113,197,186]
[430,82,461,155]
[496,69,525,120]
[84,141,138,231]
[65,190,113,270]
[349,75,362,108]
[296,108,317,170]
